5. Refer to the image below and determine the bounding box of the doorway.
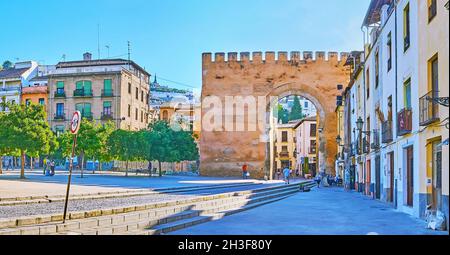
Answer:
[431,140,442,210]
[375,155,381,200]
[405,146,414,207]
[388,152,395,203]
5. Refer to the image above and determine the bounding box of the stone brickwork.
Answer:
[200,51,351,178]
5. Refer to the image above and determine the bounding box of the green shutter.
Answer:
[76,103,83,112]
[103,101,112,108]
[84,81,92,94]
[104,79,112,91]
[76,81,83,90]
[85,103,91,114]
[57,81,64,89]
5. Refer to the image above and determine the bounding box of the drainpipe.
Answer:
[393,1,399,209]
[361,25,367,193]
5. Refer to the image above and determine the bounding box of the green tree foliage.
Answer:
[289,96,304,121]
[2,61,13,70]
[106,129,140,176]
[1,103,56,179]
[276,104,289,124]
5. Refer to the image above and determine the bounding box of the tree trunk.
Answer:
[80,153,85,178]
[20,151,25,179]
[125,161,129,177]
[158,161,162,177]
[30,156,33,171]
[0,155,3,174]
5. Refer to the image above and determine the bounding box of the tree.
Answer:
[2,61,13,70]
[3,103,56,179]
[144,121,199,177]
[106,129,140,177]
[95,122,115,173]
[289,96,304,121]
[275,104,289,124]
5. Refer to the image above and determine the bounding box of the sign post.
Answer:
[62,111,81,223]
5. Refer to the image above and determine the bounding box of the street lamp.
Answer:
[336,135,344,147]
[356,117,371,134]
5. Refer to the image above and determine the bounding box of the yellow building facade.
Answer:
[417,0,449,229]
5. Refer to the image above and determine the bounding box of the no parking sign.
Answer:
[70,111,81,135]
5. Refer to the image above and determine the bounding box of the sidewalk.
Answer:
[170,187,448,235]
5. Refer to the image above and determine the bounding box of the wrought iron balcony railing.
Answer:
[419,90,440,126]
[54,113,66,121]
[309,147,317,154]
[371,129,380,150]
[101,112,114,121]
[397,108,412,136]
[101,89,114,97]
[54,90,66,98]
[382,120,394,144]
[73,89,93,97]
[80,112,93,120]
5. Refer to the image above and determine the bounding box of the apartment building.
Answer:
[46,53,151,134]
[294,117,318,176]
[273,122,299,176]
[346,0,449,225]
[417,0,449,229]
[0,61,39,112]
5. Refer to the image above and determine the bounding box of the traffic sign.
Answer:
[70,111,81,134]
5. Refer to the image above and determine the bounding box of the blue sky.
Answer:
[0,0,370,90]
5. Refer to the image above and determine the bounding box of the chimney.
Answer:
[83,52,92,61]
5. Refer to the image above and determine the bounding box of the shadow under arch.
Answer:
[263,82,333,177]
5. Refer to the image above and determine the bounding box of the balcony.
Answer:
[397,108,412,136]
[382,120,394,144]
[101,112,114,121]
[371,129,380,150]
[419,91,440,126]
[101,89,114,97]
[362,137,370,154]
[54,113,66,121]
[80,112,93,121]
[278,151,289,159]
[54,90,66,98]
[73,89,93,98]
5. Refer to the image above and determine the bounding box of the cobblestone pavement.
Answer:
[171,187,449,235]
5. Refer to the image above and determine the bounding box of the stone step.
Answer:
[147,193,296,235]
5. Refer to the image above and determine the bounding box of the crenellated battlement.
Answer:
[203,51,350,64]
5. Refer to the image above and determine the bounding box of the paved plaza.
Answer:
[0,170,280,199]
[171,187,449,235]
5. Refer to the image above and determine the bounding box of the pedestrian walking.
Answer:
[276,169,281,180]
[315,174,322,188]
[283,167,291,185]
[242,163,249,180]
[43,157,48,175]
[50,160,55,176]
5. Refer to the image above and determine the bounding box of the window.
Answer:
[403,3,410,52]
[76,103,92,118]
[429,55,439,94]
[128,104,131,117]
[281,146,288,152]
[136,88,139,99]
[135,108,138,120]
[429,0,437,22]
[56,103,64,116]
[141,91,144,102]
[103,101,112,115]
[375,51,380,88]
[162,110,169,121]
[55,125,65,136]
[141,110,144,122]
[310,124,317,137]
[104,79,112,96]
[56,81,64,94]
[146,93,149,104]
[304,101,309,108]
[404,78,412,109]
[366,68,370,98]
[25,99,31,106]
[282,131,288,142]
[128,83,131,94]
[39,98,45,106]
[387,32,392,71]
[75,80,92,96]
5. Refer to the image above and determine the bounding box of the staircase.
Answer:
[0,181,315,235]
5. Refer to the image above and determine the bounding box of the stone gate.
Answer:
[200,51,351,179]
